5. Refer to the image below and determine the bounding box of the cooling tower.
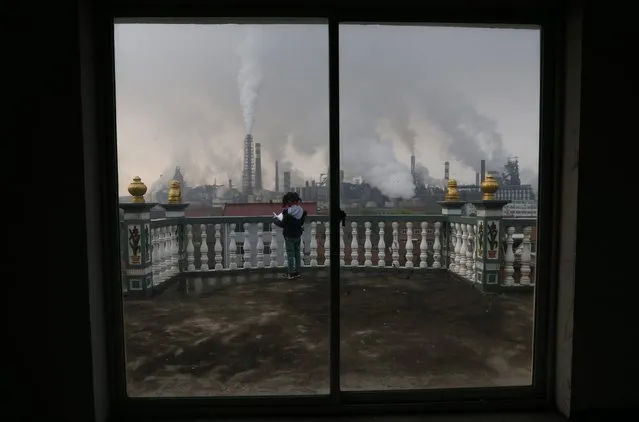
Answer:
[283,171,291,192]
[444,161,450,181]
[254,142,262,191]
[242,134,254,195]
[480,159,486,183]
[275,160,279,192]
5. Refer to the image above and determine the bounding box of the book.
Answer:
[273,212,284,221]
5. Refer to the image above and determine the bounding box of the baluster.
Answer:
[171,225,179,275]
[310,222,318,266]
[339,225,345,266]
[243,223,252,269]
[324,222,330,266]
[504,226,515,285]
[455,223,463,273]
[363,221,372,266]
[186,224,195,271]
[300,236,305,267]
[392,222,399,268]
[228,223,237,269]
[377,222,386,267]
[270,225,278,267]
[466,224,475,280]
[256,223,265,268]
[160,227,169,280]
[420,221,428,268]
[214,224,223,270]
[405,222,414,268]
[459,224,468,276]
[350,222,359,266]
[432,222,442,269]
[151,229,160,285]
[520,226,533,285]
[448,223,456,272]
[199,224,209,271]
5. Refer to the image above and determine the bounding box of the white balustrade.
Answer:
[419,222,428,268]
[459,223,468,276]
[433,222,441,269]
[504,226,515,285]
[339,225,345,266]
[139,218,535,292]
[391,222,399,267]
[405,222,414,268]
[186,224,195,271]
[228,223,237,270]
[377,222,386,267]
[520,226,533,285]
[269,224,278,268]
[310,222,318,267]
[324,222,330,266]
[243,223,252,269]
[256,222,265,268]
[350,222,359,266]
[214,224,223,270]
[466,224,474,280]
[200,224,209,271]
[364,222,372,267]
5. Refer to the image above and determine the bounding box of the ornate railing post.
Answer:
[472,174,509,292]
[160,179,189,273]
[437,179,464,270]
[120,176,157,297]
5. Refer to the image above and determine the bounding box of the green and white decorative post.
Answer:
[160,180,189,273]
[438,179,466,270]
[120,176,157,297]
[472,174,509,292]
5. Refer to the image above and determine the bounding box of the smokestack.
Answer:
[242,134,254,195]
[283,171,291,192]
[475,172,480,185]
[228,178,232,189]
[480,159,486,182]
[444,161,450,181]
[410,155,416,175]
[275,160,279,192]
[254,143,262,191]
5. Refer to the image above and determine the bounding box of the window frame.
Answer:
[99,1,563,419]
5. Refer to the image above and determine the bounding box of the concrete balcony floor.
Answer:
[123,269,533,397]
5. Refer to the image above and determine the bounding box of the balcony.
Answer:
[119,177,537,396]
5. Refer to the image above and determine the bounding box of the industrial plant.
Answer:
[150,135,537,218]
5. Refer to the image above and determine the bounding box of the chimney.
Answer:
[444,161,450,181]
[475,172,480,185]
[275,160,279,192]
[480,160,486,182]
[228,178,232,189]
[283,171,291,192]
[410,155,416,175]
[254,143,262,191]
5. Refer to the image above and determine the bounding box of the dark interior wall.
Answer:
[570,1,637,416]
[11,0,636,420]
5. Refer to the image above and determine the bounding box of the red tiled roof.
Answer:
[223,202,318,217]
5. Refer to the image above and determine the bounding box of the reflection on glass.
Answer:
[338,24,540,391]
[115,22,330,397]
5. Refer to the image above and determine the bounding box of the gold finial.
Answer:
[168,179,182,204]
[444,178,461,201]
[480,174,500,200]
[128,176,147,203]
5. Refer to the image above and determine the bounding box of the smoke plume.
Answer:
[237,27,263,134]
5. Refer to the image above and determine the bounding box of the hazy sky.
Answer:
[114,23,540,198]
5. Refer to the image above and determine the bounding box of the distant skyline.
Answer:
[114,23,540,198]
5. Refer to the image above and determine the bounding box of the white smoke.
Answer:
[342,136,415,199]
[237,27,263,134]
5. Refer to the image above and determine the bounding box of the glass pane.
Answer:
[114,22,330,397]
[339,24,540,391]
